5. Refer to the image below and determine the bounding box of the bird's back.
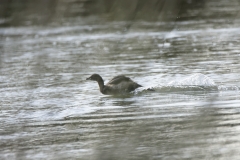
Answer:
[107,75,131,85]
[104,75,142,94]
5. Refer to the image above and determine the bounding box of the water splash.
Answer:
[168,73,216,87]
[135,73,218,94]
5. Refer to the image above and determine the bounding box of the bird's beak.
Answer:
[86,77,91,80]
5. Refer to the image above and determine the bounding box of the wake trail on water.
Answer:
[134,73,239,94]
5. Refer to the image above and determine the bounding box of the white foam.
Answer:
[168,73,216,87]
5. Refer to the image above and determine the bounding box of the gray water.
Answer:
[1,0,240,159]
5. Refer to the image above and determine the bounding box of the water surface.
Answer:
[1,0,240,159]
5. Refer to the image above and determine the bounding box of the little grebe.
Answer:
[86,74,142,95]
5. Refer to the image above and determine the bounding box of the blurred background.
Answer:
[1,0,240,160]
[0,0,238,26]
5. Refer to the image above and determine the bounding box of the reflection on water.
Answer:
[1,0,240,159]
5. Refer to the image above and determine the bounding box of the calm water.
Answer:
[1,0,240,159]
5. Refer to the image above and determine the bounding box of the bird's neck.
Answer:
[97,79,105,93]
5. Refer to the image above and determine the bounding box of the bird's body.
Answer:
[86,74,142,95]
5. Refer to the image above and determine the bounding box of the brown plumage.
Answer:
[86,74,142,95]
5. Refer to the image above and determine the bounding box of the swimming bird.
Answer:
[86,74,142,95]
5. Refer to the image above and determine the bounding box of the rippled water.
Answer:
[1,1,240,160]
